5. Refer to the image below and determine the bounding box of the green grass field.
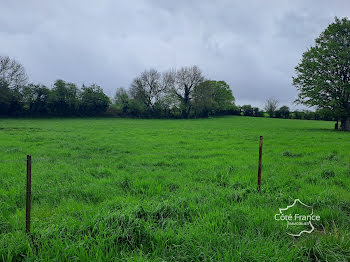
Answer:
[0,117,349,261]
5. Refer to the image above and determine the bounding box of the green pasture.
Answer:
[0,117,349,261]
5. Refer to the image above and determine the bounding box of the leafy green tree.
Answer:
[0,80,12,115]
[127,98,148,118]
[21,84,51,115]
[293,17,350,130]
[241,105,254,116]
[303,110,316,120]
[316,108,336,121]
[80,84,110,115]
[114,87,130,115]
[252,107,264,117]
[275,106,290,119]
[31,85,51,114]
[292,110,303,119]
[192,81,215,117]
[48,80,80,115]
[210,81,235,114]
[192,80,235,117]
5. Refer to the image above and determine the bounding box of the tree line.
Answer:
[1,13,348,130]
[0,55,337,120]
[111,66,237,118]
[0,60,237,118]
[1,55,111,116]
[240,99,336,121]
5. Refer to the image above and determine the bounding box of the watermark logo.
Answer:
[275,199,320,236]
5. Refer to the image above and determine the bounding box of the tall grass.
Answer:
[0,116,349,261]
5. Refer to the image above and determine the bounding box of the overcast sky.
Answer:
[1,0,349,109]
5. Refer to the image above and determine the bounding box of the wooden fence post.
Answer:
[26,155,31,234]
[257,136,263,192]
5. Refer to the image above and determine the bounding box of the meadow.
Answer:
[0,116,349,261]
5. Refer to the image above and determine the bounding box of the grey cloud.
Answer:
[1,0,349,109]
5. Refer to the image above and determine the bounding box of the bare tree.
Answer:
[129,69,163,111]
[0,56,28,89]
[165,65,205,118]
[264,98,279,118]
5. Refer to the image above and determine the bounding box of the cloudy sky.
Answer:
[1,0,349,109]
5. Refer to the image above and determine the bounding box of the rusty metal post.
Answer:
[26,155,31,234]
[257,136,263,192]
